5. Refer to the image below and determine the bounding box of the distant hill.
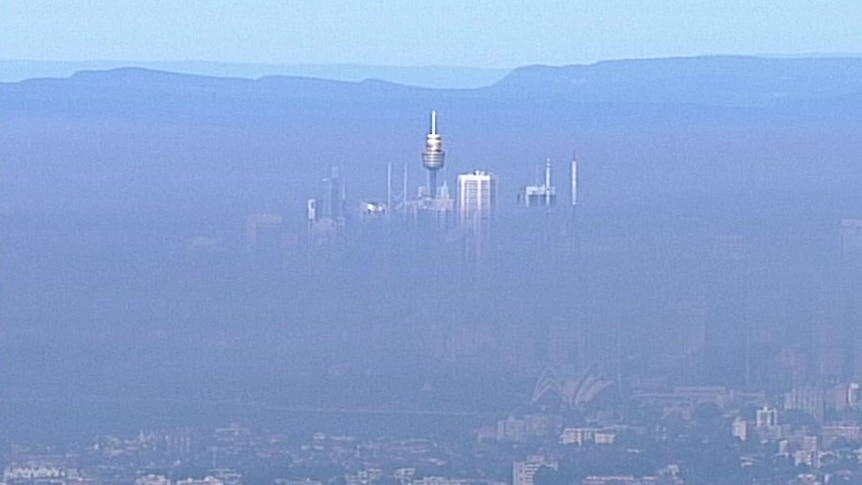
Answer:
[7,56,862,123]
[490,56,862,106]
[0,59,509,89]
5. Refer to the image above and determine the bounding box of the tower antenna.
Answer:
[422,110,445,199]
[571,151,578,207]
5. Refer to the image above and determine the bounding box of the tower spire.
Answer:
[571,151,578,207]
[422,110,445,199]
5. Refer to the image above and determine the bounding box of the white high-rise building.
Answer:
[457,170,497,277]
[518,159,556,208]
[457,170,497,226]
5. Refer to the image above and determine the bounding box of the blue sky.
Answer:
[3,0,861,67]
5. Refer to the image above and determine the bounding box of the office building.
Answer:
[318,166,345,223]
[457,170,497,273]
[307,166,347,247]
[518,159,556,208]
[457,170,497,226]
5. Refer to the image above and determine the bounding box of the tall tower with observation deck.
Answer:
[422,111,445,199]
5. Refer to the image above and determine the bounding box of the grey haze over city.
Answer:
[4,53,862,484]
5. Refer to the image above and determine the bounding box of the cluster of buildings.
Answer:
[49,111,862,485]
[13,370,862,485]
[0,425,504,485]
[246,111,579,274]
[240,111,862,395]
[3,458,86,485]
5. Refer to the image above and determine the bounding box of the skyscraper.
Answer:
[515,159,563,254]
[457,170,497,226]
[319,166,345,222]
[307,166,346,247]
[563,152,580,256]
[457,170,497,274]
[518,159,556,208]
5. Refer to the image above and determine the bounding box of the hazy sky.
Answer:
[2,0,861,68]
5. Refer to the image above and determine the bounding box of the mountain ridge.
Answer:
[491,55,862,106]
[5,55,862,113]
[0,59,509,88]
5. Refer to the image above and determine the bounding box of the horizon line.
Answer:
[4,52,862,69]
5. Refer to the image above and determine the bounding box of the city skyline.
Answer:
[5,43,862,485]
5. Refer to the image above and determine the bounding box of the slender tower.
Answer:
[422,111,445,199]
[566,151,580,251]
[571,151,578,207]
